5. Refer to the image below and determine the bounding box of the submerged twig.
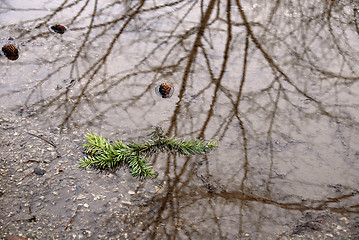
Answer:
[64,206,79,230]
[26,131,57,148]
[18,171,34,183]
[64,218,72,231]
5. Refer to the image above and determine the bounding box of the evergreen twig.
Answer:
[79,127,218,179]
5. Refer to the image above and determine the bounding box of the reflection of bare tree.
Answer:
[1,0,359,239]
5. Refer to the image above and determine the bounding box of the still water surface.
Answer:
[1,0,359,239]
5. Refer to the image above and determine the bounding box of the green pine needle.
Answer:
[79,128,218,179]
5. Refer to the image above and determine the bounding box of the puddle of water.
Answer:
[1,0,359,239]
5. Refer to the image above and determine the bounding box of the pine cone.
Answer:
[50,24,67,34]
[158,82,172,98]
[2,44,19,60]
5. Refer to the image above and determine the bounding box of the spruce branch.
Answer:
[79,128,218,179]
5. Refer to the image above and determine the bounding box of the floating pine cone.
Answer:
[158,82,173,98]
[50,24,67,34]
[2,44,19,61]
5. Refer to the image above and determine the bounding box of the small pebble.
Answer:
[121,200,132,205]
[34,168,46,176]
[325,233,334,238]
[77,194,86,200]
[339,217,349,224]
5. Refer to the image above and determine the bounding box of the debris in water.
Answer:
[50,24,67,34]
[156,82,174,98]
[2,44,19,61]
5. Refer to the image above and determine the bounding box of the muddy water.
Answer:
[1,0,359,239]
